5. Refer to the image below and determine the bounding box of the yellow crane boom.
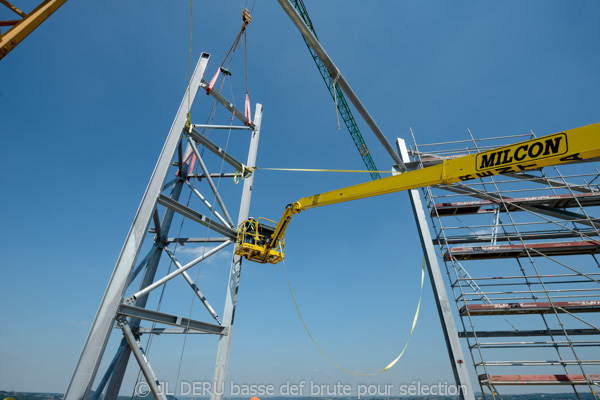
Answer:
[0,0,68,60]
[235,122,600,264]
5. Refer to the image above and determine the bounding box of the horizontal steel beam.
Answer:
[138,327,211,335]
[441,184,600,229]
[189,173,239,179]
[157,195,237,239]
[128,241,231,302]
[188,128,246,173]
[192,124,251,131]
[506,172,598,193]
[435,229,600,245]
[166,237,229,244]
[459,329,600,338]
[200,80,254,128]
[118,304,227,335]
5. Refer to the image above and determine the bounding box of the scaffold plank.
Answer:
[479,374,600,385]
[433,192,600,217]
[460,300,600,316]
[459,328,600,338]
[435,229,599,245]
[445,240,600,260]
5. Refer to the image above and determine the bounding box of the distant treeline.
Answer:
[2,390,597,400]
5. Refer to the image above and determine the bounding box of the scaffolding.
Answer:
[410,129,600,399]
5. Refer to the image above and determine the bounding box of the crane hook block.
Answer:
[242,8,252,25]
[234,217,285,264]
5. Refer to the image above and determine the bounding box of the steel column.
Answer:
[64,53,210,400]
[119,321,167,400]
[211,104,263,400]
[397,138,475,400]
[277,0,404,167]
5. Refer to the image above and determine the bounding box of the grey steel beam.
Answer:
[166,237,229,244]
[90,341,127,400]
[106,174,193,399]
[185,180,230,227]
[138,327,210,335]
[440,184,600,229]
[64,53,211,400]
[506,172,598,193]
[127,244,158,288]
[460,329,600,338]
[211,104,263,400]
[128,241,232,302]
[157,194,237,239]
[200,80,254,128]
[117,304,226,335]
[397,138,475,400]
[192,124,252,131]
[190,173,239,179]
[435,229,600,245]
[119,321,167,400]
[277,0,404,167]
[187,137,235,227]
[188,128,246,173]
[163,246,221,323]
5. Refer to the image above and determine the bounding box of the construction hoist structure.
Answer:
[235,123,600,264]
[64,52,262,400]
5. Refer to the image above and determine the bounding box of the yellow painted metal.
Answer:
[0,0,68,60]
[234,217,285,264]
[294,122,600,210]
[250,122,600,264]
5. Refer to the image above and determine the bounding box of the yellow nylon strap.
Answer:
[253,167,395,174]
[283,258,425,376]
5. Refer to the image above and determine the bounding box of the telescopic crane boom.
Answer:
[234,122,600,264]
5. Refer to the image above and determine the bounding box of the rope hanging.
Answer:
[205,8,253,124]
[283,258,425,375]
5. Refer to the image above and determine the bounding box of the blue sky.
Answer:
[1,0,599,396]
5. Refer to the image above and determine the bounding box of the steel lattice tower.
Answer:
[64,52,262,400]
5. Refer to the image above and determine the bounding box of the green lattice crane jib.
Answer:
[290,0,381,180]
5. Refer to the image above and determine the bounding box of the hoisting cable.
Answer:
[283,258,425,376]
[186,0,194,130]
[206,7,252,109]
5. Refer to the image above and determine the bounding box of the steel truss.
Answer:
[0,0,67,59]
[409,129,600,399]
[64,52,263,400]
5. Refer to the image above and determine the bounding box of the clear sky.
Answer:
[1,0,599,397]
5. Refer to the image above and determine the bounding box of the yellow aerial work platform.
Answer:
[235,122,600,265]
[234,217,284,264]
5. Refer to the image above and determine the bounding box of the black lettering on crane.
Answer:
[514,145,528,161]
[495,166,514,174]
[543,137,562,155]
[528,142,544,158]
[476,171,495,178]
[479,153,497,169]
[559,153,583,162]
